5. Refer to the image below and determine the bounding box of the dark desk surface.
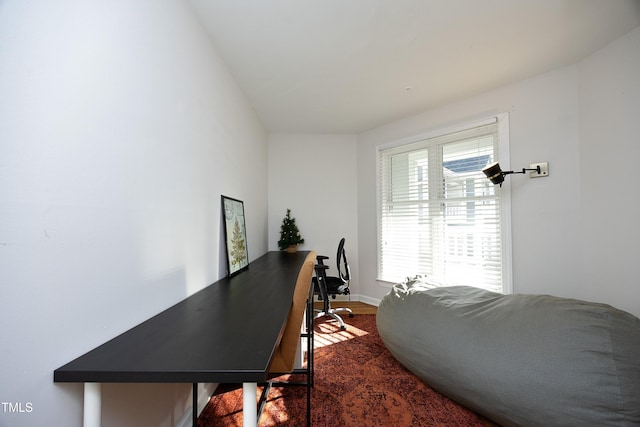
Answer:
[54,251,310,384]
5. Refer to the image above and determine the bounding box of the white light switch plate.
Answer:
[529,162,549,178]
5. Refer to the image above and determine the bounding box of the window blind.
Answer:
[379,122,503,292]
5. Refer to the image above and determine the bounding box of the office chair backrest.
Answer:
[336,238,350,283]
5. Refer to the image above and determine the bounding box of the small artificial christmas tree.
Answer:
[277,208,305,252]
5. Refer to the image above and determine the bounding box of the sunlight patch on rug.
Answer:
[313,321,369,348]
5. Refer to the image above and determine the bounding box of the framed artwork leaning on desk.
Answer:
[222,195,249,276]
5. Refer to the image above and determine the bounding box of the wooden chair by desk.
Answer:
[260,251,316,426]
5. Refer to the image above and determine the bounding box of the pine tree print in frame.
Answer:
[221,195,249,276]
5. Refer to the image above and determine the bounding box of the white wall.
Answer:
[268,133,359,294]
[357,27,640,318]
[0,1,267,427]
[577,27,640,315]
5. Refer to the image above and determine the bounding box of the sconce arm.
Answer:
[502,165,541,177]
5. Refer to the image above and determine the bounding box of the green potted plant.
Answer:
[277,208,305,253]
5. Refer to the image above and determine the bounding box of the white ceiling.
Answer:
[189,0,640,134]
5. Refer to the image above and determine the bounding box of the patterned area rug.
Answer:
[197,314,487,426]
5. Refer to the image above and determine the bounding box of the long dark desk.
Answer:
[54,251,311,427]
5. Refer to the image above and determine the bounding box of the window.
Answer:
[378,115,511,293]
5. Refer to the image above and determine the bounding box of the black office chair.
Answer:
[313,238,354,330]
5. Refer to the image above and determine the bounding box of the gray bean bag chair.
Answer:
[376,279,640,426]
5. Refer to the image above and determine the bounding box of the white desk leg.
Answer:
[83,383,101,427]
[242,382,257,427]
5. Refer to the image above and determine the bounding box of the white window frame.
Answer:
[376,113,513,294]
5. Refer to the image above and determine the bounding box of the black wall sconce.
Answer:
[482,161,549,186]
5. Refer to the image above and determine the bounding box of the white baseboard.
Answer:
[176,383,219,427]
[356,294,381,307]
